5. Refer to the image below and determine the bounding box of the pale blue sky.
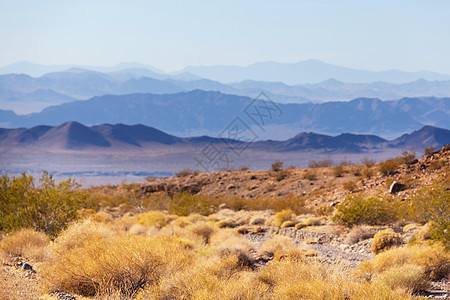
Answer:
[1,0,449,73]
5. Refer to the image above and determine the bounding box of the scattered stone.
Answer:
[389,181,405,194]
[226,184,236,190]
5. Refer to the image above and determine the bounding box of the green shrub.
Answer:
[407,183,449,248]
[168,192,219,216]
[0,172,86,237]
[333,195,399,226]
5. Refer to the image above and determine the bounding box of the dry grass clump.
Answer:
[303,216,322,226]
[172,213,207,228]
[186,222,216,245]
[265,209,294,227]
[343,180,357,192]
[42,234,194,298]
[50,219,115,255]
[371,229,403,254]
[134,210,173,228]
[359,244,449,281]
[215,218,236,228]
[280,220,296,228]
[375,264,430,293]
[344,226,376,245]
[0,228,49,262]
[249,216,266,225]
[258,259,415,300]
[258,235,296,257]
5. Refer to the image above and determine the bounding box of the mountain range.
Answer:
[1,122,449,154]
[3,60,450,84]
[1,90,449,139]
[4,67,450,116]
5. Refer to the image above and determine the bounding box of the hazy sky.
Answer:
[1,0,449,73]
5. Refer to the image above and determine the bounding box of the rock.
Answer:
[21,263,33,271]
[389,181,405,194]
[226,184,236,190]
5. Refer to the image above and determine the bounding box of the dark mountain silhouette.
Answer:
[0,122,448,153]
[389,126,450,150]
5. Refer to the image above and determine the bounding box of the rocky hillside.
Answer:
[140,145,450,209]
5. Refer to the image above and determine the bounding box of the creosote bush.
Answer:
[271,160,284,172]
[0,172,86,237]
[333,195,399,226]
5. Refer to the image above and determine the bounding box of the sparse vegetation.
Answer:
[0,172,87,237]
[1,145,448,300]
[308,158,333,168]
[333,195,399,226]
[271,160,284,172]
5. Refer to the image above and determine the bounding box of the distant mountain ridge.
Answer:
[1,90,449,140]
[181,60,450,84]
[1,122,449,154]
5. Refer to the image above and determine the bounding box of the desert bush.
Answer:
[175,168,199,177]
[407,182,449,248]
[333,165,345,177]
[303,169,317,180]
[308,159,333,168]
[379,159,400,176]
[249,216,266,225]
[271,160,284,172]
[280,220,296,228]
[259,235,296,257]
[333,195,399,226]
[399,150,417,164]
[168,192,219,216]
[362,157,376,167]
[215,218,236,228]
[304,217,322,226]
[344,226,376,245]
[239,165,250,171]
[274,169,290,181]
[0,172,86,237]
[376,264,430,293]
[362,166,374,178]
[343,180,357,192]
[135,210,172,228]
[266,209,294,227]
[371,229,403,254]
[172,213,207,228]
[186,222,216,244]
[0,228,49,261]
[424,145,435,155]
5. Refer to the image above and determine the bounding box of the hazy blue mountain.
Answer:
[1,122,448,153]
[2,90,449,139]
[0,61,166,77]
[0,68,184,99]
[182,59,450,84]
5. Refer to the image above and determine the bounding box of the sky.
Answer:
[1,0,450,73]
